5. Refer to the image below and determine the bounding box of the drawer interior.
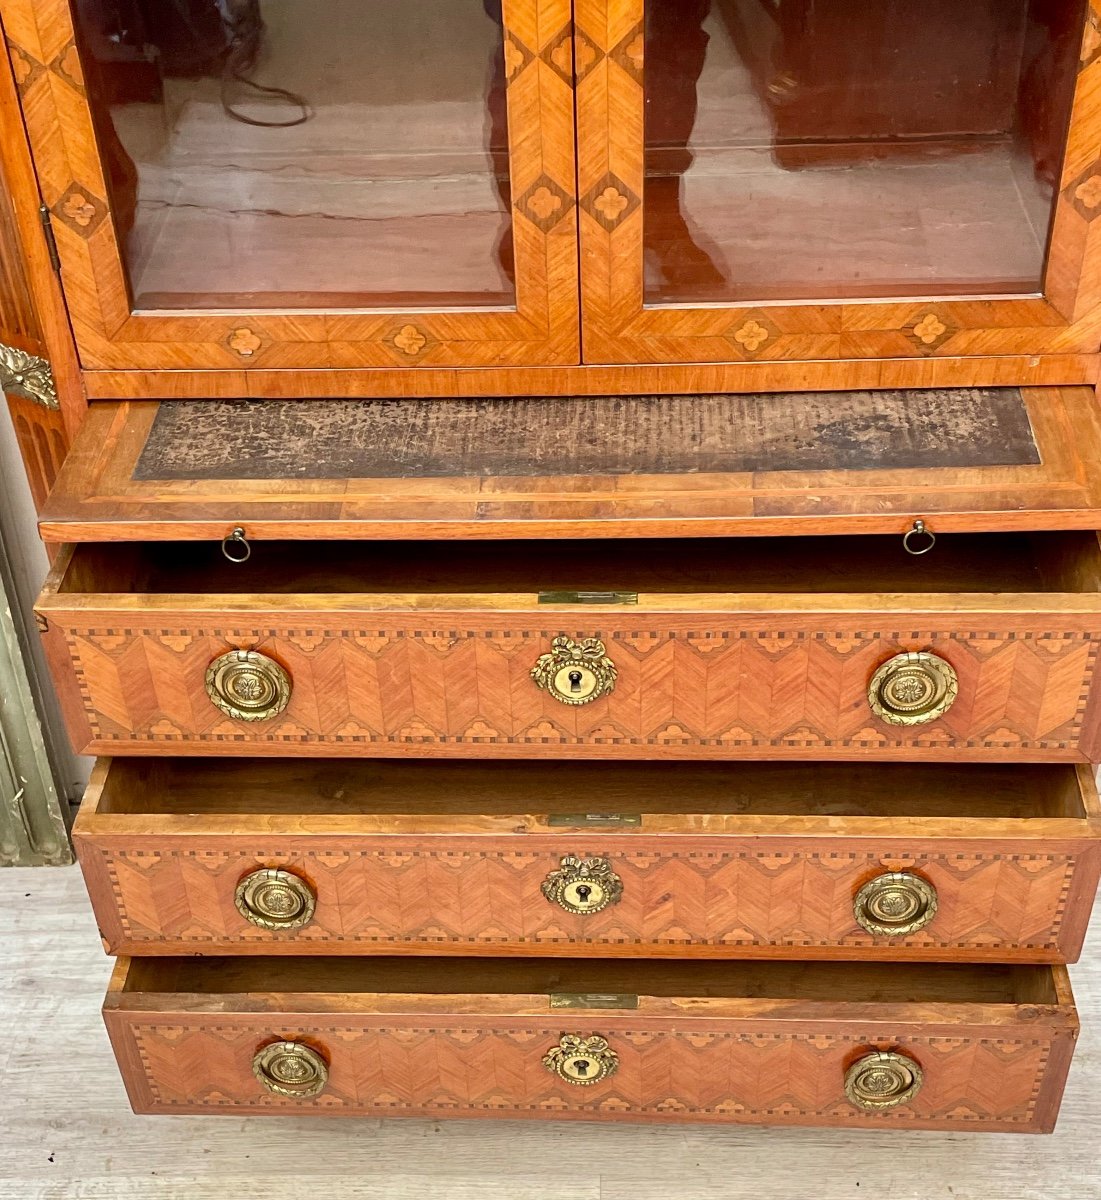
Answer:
[57,531,1101,596]
[91,759,1092,820]
[118,956,1062,1006]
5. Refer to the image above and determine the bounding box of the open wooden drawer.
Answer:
[75,758,1101,962]
[103,956,1079,1131]
[37,531,1101,760]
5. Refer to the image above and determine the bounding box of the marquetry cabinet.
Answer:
[4,0,1101,399]
[6,0,1101,1139]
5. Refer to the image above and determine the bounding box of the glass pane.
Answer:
[71,0,515,310]
[644,0,1086,304]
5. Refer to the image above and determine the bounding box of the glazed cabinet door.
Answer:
[576,0,1101,365]
[1,0,579,370]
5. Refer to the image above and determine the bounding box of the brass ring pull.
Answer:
[205,649,291,722]
[221,525,251,563]
[844,1050,924,1110]
[235,868,316,931]
[854,872,938,937]
[252,1041,329,1098]
[530,636,617,706]
[542,1034,619,1086]
[902,519,936,556]
[868,651,958,726]
[542,855,623,915]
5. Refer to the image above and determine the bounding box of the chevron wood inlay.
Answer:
[43,619,1101,759]
[79,840,1096,962]
[101,955,1079,1132]
[124,1023,1053,1125]
[72,757,1101,962]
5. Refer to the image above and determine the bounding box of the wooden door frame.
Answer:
[575,0,1101,366]
[1,0,580,371]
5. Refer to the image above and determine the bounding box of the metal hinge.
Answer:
[38,204,61,274]
[0,342,58,410]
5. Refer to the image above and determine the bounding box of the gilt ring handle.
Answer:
[235,868,316,931]
[868,651,958,727]
[205,649,292,722]
[844,1050,924,1110]
[853,872,938,937]
[252,1040,329,1098]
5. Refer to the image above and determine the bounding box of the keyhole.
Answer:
[575,1058,591,1076]
[575,884,592,904]
[568,670,583,693]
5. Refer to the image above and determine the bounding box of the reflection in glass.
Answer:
[71,0,515,310]
[644,0,1086,304]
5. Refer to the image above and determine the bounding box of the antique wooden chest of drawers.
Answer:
[20,390,1101,1132]
[6,0,1101,1136]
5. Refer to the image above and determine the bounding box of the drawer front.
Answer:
[77,833,1101,962]
[43,615,1101,758]
[105,995,1076,1131]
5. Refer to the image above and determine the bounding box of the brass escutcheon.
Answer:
[867,651,958,726]
[235,868,316,931]
[252,1040,329,1098]
[853,872,938,937]
[205,649,291,722]
[542,1033,619,1086]
[530,636,617,706]
[542,855,623,915]
[844,1050,924,1110]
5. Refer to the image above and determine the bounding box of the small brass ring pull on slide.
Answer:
[868,651,958,726]
[221,525,251,563]
[235,868,316,931]
[542,855,624,915]
[844,1050,924,1111]
[252,1040,329,1098]
[903,519,936,556]
[543,1034,619,1086]
[531,636,617,706]
[853,872,938,937]
[205,649,292,722]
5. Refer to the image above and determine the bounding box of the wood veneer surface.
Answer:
[88,758,1089,819]
[114,955,1058,1003]
[12,866,1101,1183]
[36,532,1101,761]
[75,758,1101,961]
[101,955,1079,1129]
[38,389,1101,541]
